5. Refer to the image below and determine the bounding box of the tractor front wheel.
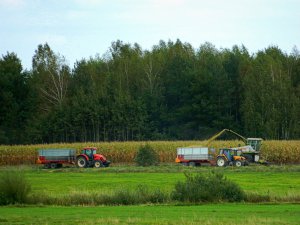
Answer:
[235,160,242,167]
[94,160,103,168]
[77,156,87,168]
[217,157,226,167]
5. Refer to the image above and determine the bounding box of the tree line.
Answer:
[0,40,299,144]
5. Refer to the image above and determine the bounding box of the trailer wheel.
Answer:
[217,157,226,167]
[234,160,242,167]
[77,156,87,168]
[44,164,50,169]
[50,163,57,169]
[94,160,103,168]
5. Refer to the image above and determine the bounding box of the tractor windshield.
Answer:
[81,149,97,155]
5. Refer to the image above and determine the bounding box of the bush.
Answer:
[172,172,245,203]
[134,144,159,166]
[0,170,31,205]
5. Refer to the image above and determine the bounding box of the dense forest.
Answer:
[0,40,300,144]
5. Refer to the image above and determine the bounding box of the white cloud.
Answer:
[0,0,24,8]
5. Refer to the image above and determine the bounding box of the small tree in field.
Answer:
[134,144,159,166]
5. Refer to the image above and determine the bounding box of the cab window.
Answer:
[86,149,92,155]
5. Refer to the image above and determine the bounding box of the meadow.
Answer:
[1,165,300,202]
[24,166,300,197]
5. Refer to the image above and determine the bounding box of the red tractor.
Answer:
[37,147,110,168]
[76,147,110,168]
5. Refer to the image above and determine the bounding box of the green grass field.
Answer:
[0,204,299,225]
[1,165,300,224]
[32,166,300,197]
[1,165,300,199]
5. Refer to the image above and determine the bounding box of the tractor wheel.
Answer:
[94,160,103,168]
[235,160,242,167]
[77,156,87,168]
[217,157,226,167]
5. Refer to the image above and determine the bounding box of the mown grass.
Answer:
[0,204,299,224]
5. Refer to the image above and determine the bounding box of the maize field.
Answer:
[0,140,299,166]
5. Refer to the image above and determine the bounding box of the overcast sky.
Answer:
[0,0,299,70]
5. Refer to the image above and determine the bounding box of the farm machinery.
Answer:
[175,129,263,167]
[175,147,215,166]
[216,148,248,167]
[37,147,110,169]
[208,129,263,164]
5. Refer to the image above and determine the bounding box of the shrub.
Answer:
[134,144,159,166]
[0,170,31,205]
[172,172,245,203]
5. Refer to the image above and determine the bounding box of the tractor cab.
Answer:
[81,147,97,160]
[217,148,246,167]
[219,148,242,161]
[246,138,263,151]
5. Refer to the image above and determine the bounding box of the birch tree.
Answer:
[32,43,70,110]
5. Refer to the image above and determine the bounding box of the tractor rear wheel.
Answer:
[235,160,242,167]
[77,156,87,168]
[217,157,226,167]
[94,160,103,168]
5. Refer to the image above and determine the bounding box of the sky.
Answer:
[0,0,299,70]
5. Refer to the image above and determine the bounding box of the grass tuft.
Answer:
[0,170,31,205]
